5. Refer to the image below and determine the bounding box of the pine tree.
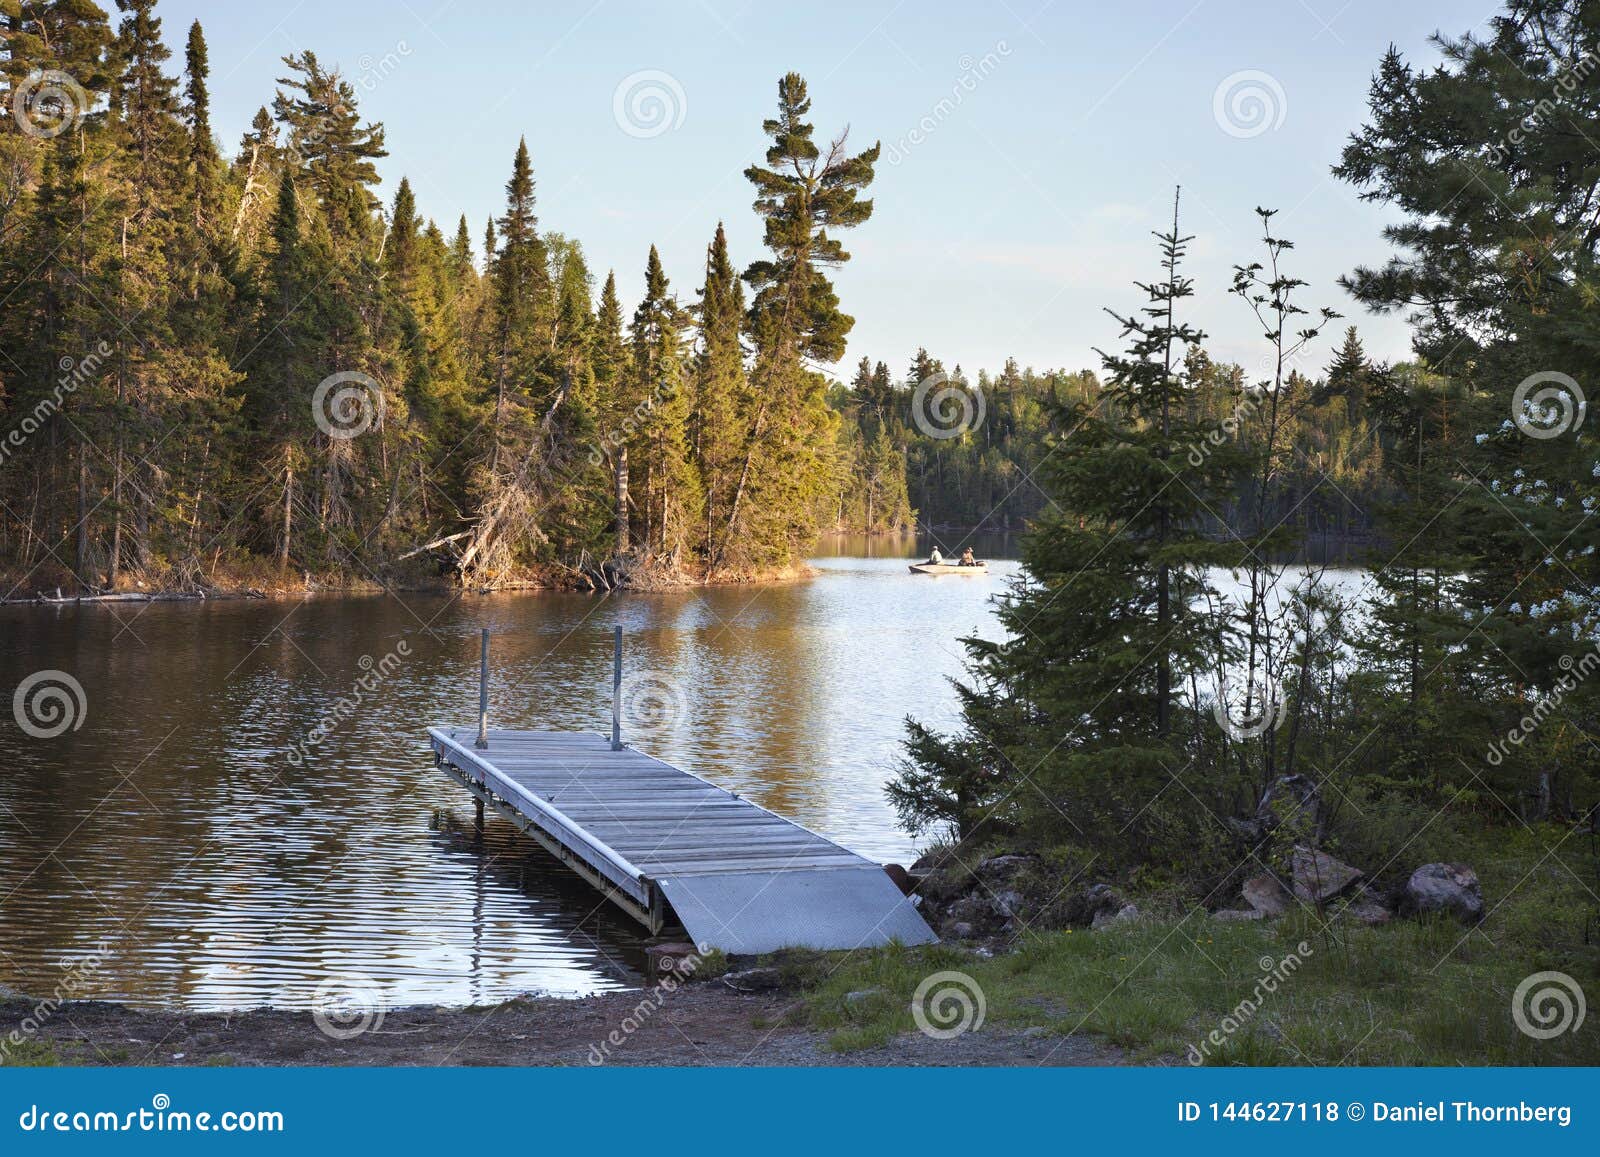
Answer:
[693,222,747,565]
[723,73,878,569]
[182,20,220,223]
[591,269,632,555]
[628,244,699,560]
[272,50,387,247]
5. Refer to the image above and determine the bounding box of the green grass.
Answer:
[0,1039,62,1067]
[792,824,1600,1065]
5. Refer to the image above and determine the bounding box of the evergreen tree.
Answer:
[693,222,747,564]
[724,73,878,568]
[891,208,1248,864]
[628,244,699,560]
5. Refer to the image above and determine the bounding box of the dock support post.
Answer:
[474,796,484,835]
[475,628,490,749]
[611,625,622,751]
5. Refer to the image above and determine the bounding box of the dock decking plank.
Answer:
[426,725,936,951]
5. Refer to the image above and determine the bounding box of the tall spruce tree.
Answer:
[891,205,1248,865]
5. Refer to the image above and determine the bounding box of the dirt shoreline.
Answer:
[0,986,1125,1068]
[0,563,819,608]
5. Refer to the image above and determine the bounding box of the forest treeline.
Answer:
[0,0,881,595]
[830,329,1393,539]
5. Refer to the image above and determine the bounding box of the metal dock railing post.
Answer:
[611,625,623,750]
[475,628,490,750]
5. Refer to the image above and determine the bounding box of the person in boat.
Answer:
[959,547,977,566]
[928,547,944,565]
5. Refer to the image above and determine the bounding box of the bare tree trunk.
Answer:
[279,461,294,569]
[76,443,89,588]
[109,443,123,588]
[614,444,629,555]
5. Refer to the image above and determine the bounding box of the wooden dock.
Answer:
[428,724,936,954]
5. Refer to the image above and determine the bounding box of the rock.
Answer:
[940,920,976,940]
[1257,774,1323,832]
[1242,872,1293,917]
[1092,902,1140,930]
[644,942,701,978]
[1212,907,1264,922]
[844,988,883,1005]
[975,853,1035,882]
[1339,888,1393,926]
[991,889,1026,919]
[1403,863,1483,923]
[945,895,993,927]
[1288,846,1362,904]
[883,863,915,895]
[1019,1025,1049,1039]
[1226,816,1267,843]
[910,845,961,874]
[1083,882,1122,909]
[718,967,785,993]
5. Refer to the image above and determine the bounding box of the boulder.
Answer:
[718,967,785,993]
[1403,863,1483,923]
[1339,887,1393,926]
[910,845,961,874]
[1083,883,1124,915]
[1289,846,1362,904]
[883,863,915,896]
[991,889,1026,919]
[1257,774,1323,832]
[644,942,700,978]
[1092,902,1140,930]
[944,895,993,927]
[975,853,1035,882]
[1212,907,1264,922]
[940,920,976,940]
[1242,872,1293,917]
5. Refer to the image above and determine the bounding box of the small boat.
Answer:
[909,561,987,575]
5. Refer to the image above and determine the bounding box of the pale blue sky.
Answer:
[156,0,1487,381]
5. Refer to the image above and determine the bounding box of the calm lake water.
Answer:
[0,534,1019,1009]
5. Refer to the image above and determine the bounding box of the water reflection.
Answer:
[0,554,1015,1009]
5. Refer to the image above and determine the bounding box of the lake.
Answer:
[0,534,1019,1009]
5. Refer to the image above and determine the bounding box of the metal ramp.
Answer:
[428,725,935,953]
